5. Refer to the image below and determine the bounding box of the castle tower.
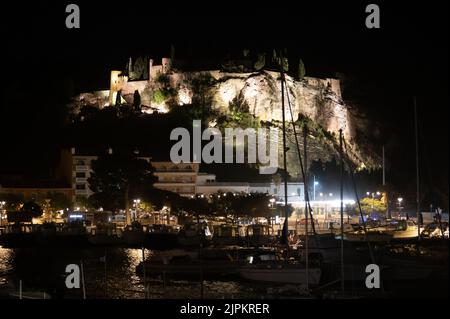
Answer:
[108,70,127,106]
[148,58,154,82]
[162,58,172,73]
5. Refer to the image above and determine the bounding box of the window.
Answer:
[76,184,86,190]
[76,160,85,165]
[76,172,86,178]
[297,188,301,196]
[273,188,278,194]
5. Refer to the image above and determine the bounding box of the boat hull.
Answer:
[239,266,321,286]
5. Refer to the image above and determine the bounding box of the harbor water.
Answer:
[1,245,448,299]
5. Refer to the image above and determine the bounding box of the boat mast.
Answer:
[383,145,390,219]
[303,127,309,290]
[339,129,345,295]
[414,97,421,239]
[280,54,289,247]
[382,145,386,186]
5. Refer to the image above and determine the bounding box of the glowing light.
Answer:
[220,88,235,104]
[178,87,192,105]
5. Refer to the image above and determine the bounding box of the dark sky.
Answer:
[0,1,448,208]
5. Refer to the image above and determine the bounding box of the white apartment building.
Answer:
[60,150,305,202]
[72,155,98,198]
[152,162,200,196]
[60,149,151,201]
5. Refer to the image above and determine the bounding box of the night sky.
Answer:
[0,1,448,209]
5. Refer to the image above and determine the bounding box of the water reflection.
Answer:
[0,247,252,299]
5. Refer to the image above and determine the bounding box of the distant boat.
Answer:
[136,247,260,279]
[385,219,419,240]
[177,222,212,248]
[244,224,277,247]
[211,224,244,247]
[342,231,393,243]
[88,222,124,246]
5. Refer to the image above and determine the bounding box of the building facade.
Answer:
[152,162,200,197]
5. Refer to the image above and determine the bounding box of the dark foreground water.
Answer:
[1,246,448,299]
[0,246,259,299]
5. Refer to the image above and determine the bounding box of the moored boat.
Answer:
[238,251,322,286]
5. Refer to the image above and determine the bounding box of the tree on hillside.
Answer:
[298,59,306,80]
[88,152,156,224]
[231,193,291,224]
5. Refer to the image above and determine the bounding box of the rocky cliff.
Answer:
[71,69,380,177]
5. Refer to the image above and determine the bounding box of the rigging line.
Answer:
[283,77,317,235]
[342,136,376,265]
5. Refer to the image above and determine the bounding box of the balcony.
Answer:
[75,178,87,183]
[75,165,89,171]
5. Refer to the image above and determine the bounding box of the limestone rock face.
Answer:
[207,71,350,139]
[72,70,379,172]
[201,71,377,173]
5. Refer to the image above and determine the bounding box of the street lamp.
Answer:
[133,199,141,221]
[0,201,6,226]
[313,176,319,201]
[269,198,275,208]
[397,197,403,216]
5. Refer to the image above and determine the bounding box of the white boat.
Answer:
[238,251,321,286]
[342,230,392,242]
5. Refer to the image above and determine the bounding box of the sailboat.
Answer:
[238,54,321,288]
